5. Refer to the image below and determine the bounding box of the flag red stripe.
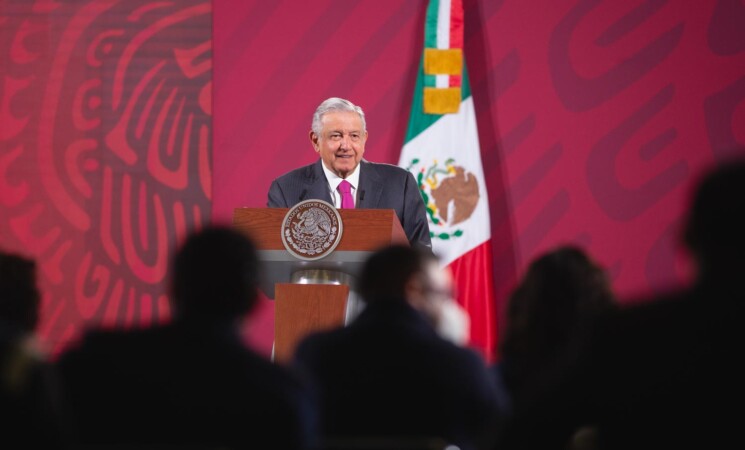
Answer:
[447,239,497,362]
[448,1,463,89]
[449,0,463,49]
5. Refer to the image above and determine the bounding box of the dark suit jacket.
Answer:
[267,159,432,248]
[56,321,316,449]
[293,300,502,450]
[580,281,745,450]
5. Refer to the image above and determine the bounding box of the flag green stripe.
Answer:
[461,60,472,98]
[424,0,439,49]
[404,57,472,143]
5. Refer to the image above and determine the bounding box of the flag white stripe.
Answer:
[436,0,451,49]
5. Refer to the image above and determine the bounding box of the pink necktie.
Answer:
[337,180,355,209]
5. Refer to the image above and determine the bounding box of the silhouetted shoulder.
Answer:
[57,325,316,448]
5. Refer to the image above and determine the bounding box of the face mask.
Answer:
[436,299,470,346]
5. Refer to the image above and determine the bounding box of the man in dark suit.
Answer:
[56,227,316,449]
[267,97,432,248]
[294,245,502,450]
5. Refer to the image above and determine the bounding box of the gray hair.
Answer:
[311,97,366,136]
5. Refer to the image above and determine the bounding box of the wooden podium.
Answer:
[233,208,408,362]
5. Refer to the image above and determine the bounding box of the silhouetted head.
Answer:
[171,227,260,323]
[500,246,615,374]
[358,245,442,304]
[0,251,40,334]
[683,158,745,278]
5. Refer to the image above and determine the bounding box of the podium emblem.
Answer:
[281,200,343,260]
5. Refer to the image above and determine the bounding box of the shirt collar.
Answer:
[320,160,361,191]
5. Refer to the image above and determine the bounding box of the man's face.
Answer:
[310,110,367,179]
[423,261,455,307]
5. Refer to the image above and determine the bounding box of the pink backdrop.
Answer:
[1,0,744,357]
[212,0,745,355]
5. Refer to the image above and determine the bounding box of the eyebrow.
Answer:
[328,129,361,134]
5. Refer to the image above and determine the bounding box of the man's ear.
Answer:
[405,275,440,327]
[404,275,425,310]
[309,131,320,152]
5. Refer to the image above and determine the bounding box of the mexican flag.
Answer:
[399,0,497,360]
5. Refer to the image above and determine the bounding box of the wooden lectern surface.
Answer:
[274,283,349,363]
[232,208,408,251]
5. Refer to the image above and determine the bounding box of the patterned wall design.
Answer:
[2,0,743,357]
[212,0,745,355]
[0,0,211,354]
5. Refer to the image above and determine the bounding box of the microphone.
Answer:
[359,190,365,205]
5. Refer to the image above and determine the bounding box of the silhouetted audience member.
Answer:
[56,227,316,449]
[498,160,745,450]
[580,159,745,449]
[294,245,502,450]
[0,251,64,446]
[496,246,616,450]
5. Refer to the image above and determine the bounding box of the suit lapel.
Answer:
[303,159,333,204]
[358,161,383,208]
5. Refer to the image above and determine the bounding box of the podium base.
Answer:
[290,269,364,324]
[273,281,350,364]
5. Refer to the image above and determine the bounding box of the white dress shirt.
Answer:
[320,161,360,208]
